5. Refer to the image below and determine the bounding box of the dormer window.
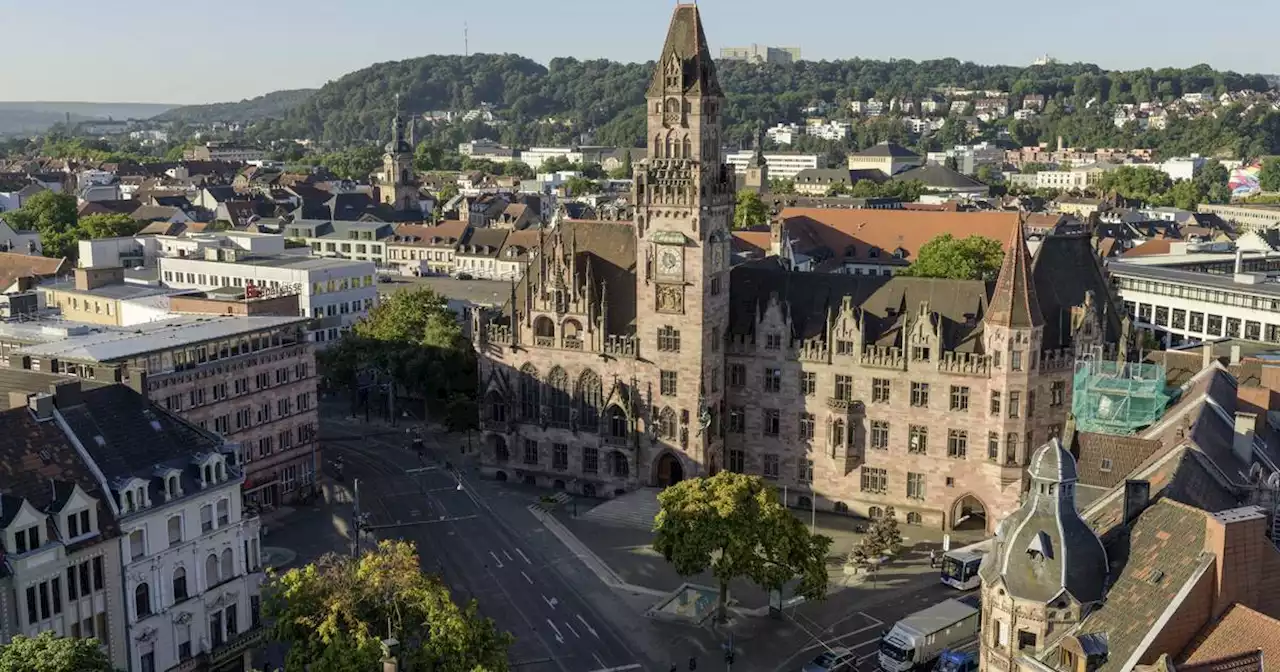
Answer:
[124,490,135,512]
[66,509,91,539]
[12,524,40,553]
[215,461,225,482]
[167,475,181,500]
[203,464,213,487]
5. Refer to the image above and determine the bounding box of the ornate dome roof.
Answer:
[980,438,1109,605]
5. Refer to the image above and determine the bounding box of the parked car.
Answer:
[801,647,855,672]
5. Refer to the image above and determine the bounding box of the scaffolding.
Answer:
[1071,351,1171,436]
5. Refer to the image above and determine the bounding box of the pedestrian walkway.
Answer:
[577,488,662,530]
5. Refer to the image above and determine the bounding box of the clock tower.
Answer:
[634,3,735,481]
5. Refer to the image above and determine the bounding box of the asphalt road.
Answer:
[328,434,645,672]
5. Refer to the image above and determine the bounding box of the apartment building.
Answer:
[1111,259,1280,347]
[41,267,195,327]
[1196,203,1280,233]
[183,143,265,164]
[10,315,318,509]
[0,376,128,668]
[280,219,395,266]
[65,383,265,672]
[384,221,469,276]
[723,151,820,180]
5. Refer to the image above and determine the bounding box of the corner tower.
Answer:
[634,4,735,482]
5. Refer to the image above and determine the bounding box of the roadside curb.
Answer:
[528,505,668,598]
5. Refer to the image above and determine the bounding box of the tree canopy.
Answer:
[899,234,1006,281]
[1,192,149,260]
[0,632,113,672]
[733,190,768,229]
[319,286,477,431]
[265,540,512,672]
[652,471,832,621]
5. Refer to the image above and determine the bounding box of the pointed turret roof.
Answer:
[986,222,1043,329]
[647,4,723,98]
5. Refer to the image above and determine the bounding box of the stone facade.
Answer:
[472,4,1125,532]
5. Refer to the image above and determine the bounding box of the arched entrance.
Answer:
[654,452,684,488]
[950,494,988,531]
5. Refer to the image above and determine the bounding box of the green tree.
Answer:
[851,507,904,565]
[2,191,79,259]
[652,472,832,622]
[1193,161,1231,204]
[79,213,143,239]
[975,164,1000,185]
[770,179,796,194]
[1168,179,1204,211]
[1096,165,1174,204]
[899,234,1006,281]
[539,155,576,173]
[501,161,534,179]
[620,149,633,177]
[1260,158,1280,192]
[0,632,113,672]
[266,540,511,672]
[437,182,460,203]
[564,176,601,196]
[734,189,768,229]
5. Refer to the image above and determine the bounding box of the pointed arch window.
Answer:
[547,367,571,426]
[486,390,507,423]
[682,137,692,159]
[606,405,628,439]
[658,407,678,439]
[520,365,541,421]
[576,370,602,432]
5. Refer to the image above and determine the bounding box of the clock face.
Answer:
[659,248,681,274]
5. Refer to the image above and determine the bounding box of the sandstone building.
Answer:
[473,4,1125,531]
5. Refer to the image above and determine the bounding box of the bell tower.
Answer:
[634,4,735,479]
[380,95,420,214]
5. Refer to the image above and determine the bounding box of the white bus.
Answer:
[940,548,985,590]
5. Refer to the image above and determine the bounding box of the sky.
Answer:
[1,0,1275,105]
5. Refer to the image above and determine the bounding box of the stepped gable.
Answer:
[509,219,637,335]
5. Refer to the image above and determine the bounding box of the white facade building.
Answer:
[723,151,820,179]
[1157,156,1206,182]
[766,123,801,146]
[519,147,579,170]
[159,254,376,344]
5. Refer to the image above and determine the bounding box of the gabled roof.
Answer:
[986,223,1043,329]
[780,207,1019,265]
[646,4,722,98]
[1180,603,1280,671]
[0,251,66,289]
[853,141,920,160]
[130,205,183,223]
[892,164,986,190]
[390,220,469,247]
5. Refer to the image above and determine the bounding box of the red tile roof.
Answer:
[1123,239,1173,257]
[1181,603,1280,670]
[779,207,1019,264]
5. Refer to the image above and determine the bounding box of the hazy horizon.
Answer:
[2,0,1276,106]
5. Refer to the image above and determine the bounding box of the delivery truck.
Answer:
[877,597,980,671]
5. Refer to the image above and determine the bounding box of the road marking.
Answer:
[576,614,600,639]
[504,550,514,561]
[587,664,639,672]
[801,623,883,652]
[488,551,504,568]
[543,595,559,609]
[547,619,565,644]
[516,548,532,564]
[564,621,580,638]
[591,654,606,669]
[521,571,533,584]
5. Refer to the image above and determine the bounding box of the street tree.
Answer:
[0,632,113,672]
[899,234,1006,281]
[852,507,904,565]
[265,540,512,672]
[79,213,144,239]
[734,189,768,229]
[652,472,832,622]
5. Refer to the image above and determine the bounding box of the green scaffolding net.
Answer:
[1072,360,1171,436]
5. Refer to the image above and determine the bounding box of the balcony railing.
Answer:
[562,336,583,350]
[602,433,631,448]
[534,336,555,348]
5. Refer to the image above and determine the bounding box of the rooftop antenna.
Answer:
[464,22,469,57]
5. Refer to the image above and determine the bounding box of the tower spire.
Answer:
[986,222,1043,329]
[646,4,722,98]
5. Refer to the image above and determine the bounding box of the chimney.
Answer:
[7,391,28,410]
[1233,412,1257,466]
[1235,248,1245,275]
[380,638,400,672]
[1123,479,1151,526]
[1204,506,1269,620]
[1230,345,1242,366]
[1203,343,1215,370]
[27,392,53,421]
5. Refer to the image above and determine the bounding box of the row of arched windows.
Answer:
[653,134,693,160]
[134,549,235,620]
[513,366,612,432]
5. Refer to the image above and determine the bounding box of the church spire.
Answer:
[647,4,722,98]
[987,222,1043,329]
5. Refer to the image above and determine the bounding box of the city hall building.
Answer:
[472,4,1128,531]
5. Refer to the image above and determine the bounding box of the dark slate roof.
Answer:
[1073,500,1214,672]
[987,223,1044,329]
[458,228,510,258]
[892,164,985,190]
[646,4,722,98]
[794,168,856,186]
[203,185,237,203]
[328,193,378,221]
[57,384,232,505]
[854,141,920,160]
[981,439,1109,605]
[512,220,638,336]
[1033,234,1124,349]
[728,261,990,351]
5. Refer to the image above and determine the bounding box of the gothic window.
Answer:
[611,451,630,477]
[606,405,628,439]
[534,316,554,341]
[654,134,663,158]
[519,365,541,421]
[659,407,678,439]
[682,137,691,159]
[486,391,507,423]
[665,135,675,159]
[576,370,602,431]
[547,367,571,425]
